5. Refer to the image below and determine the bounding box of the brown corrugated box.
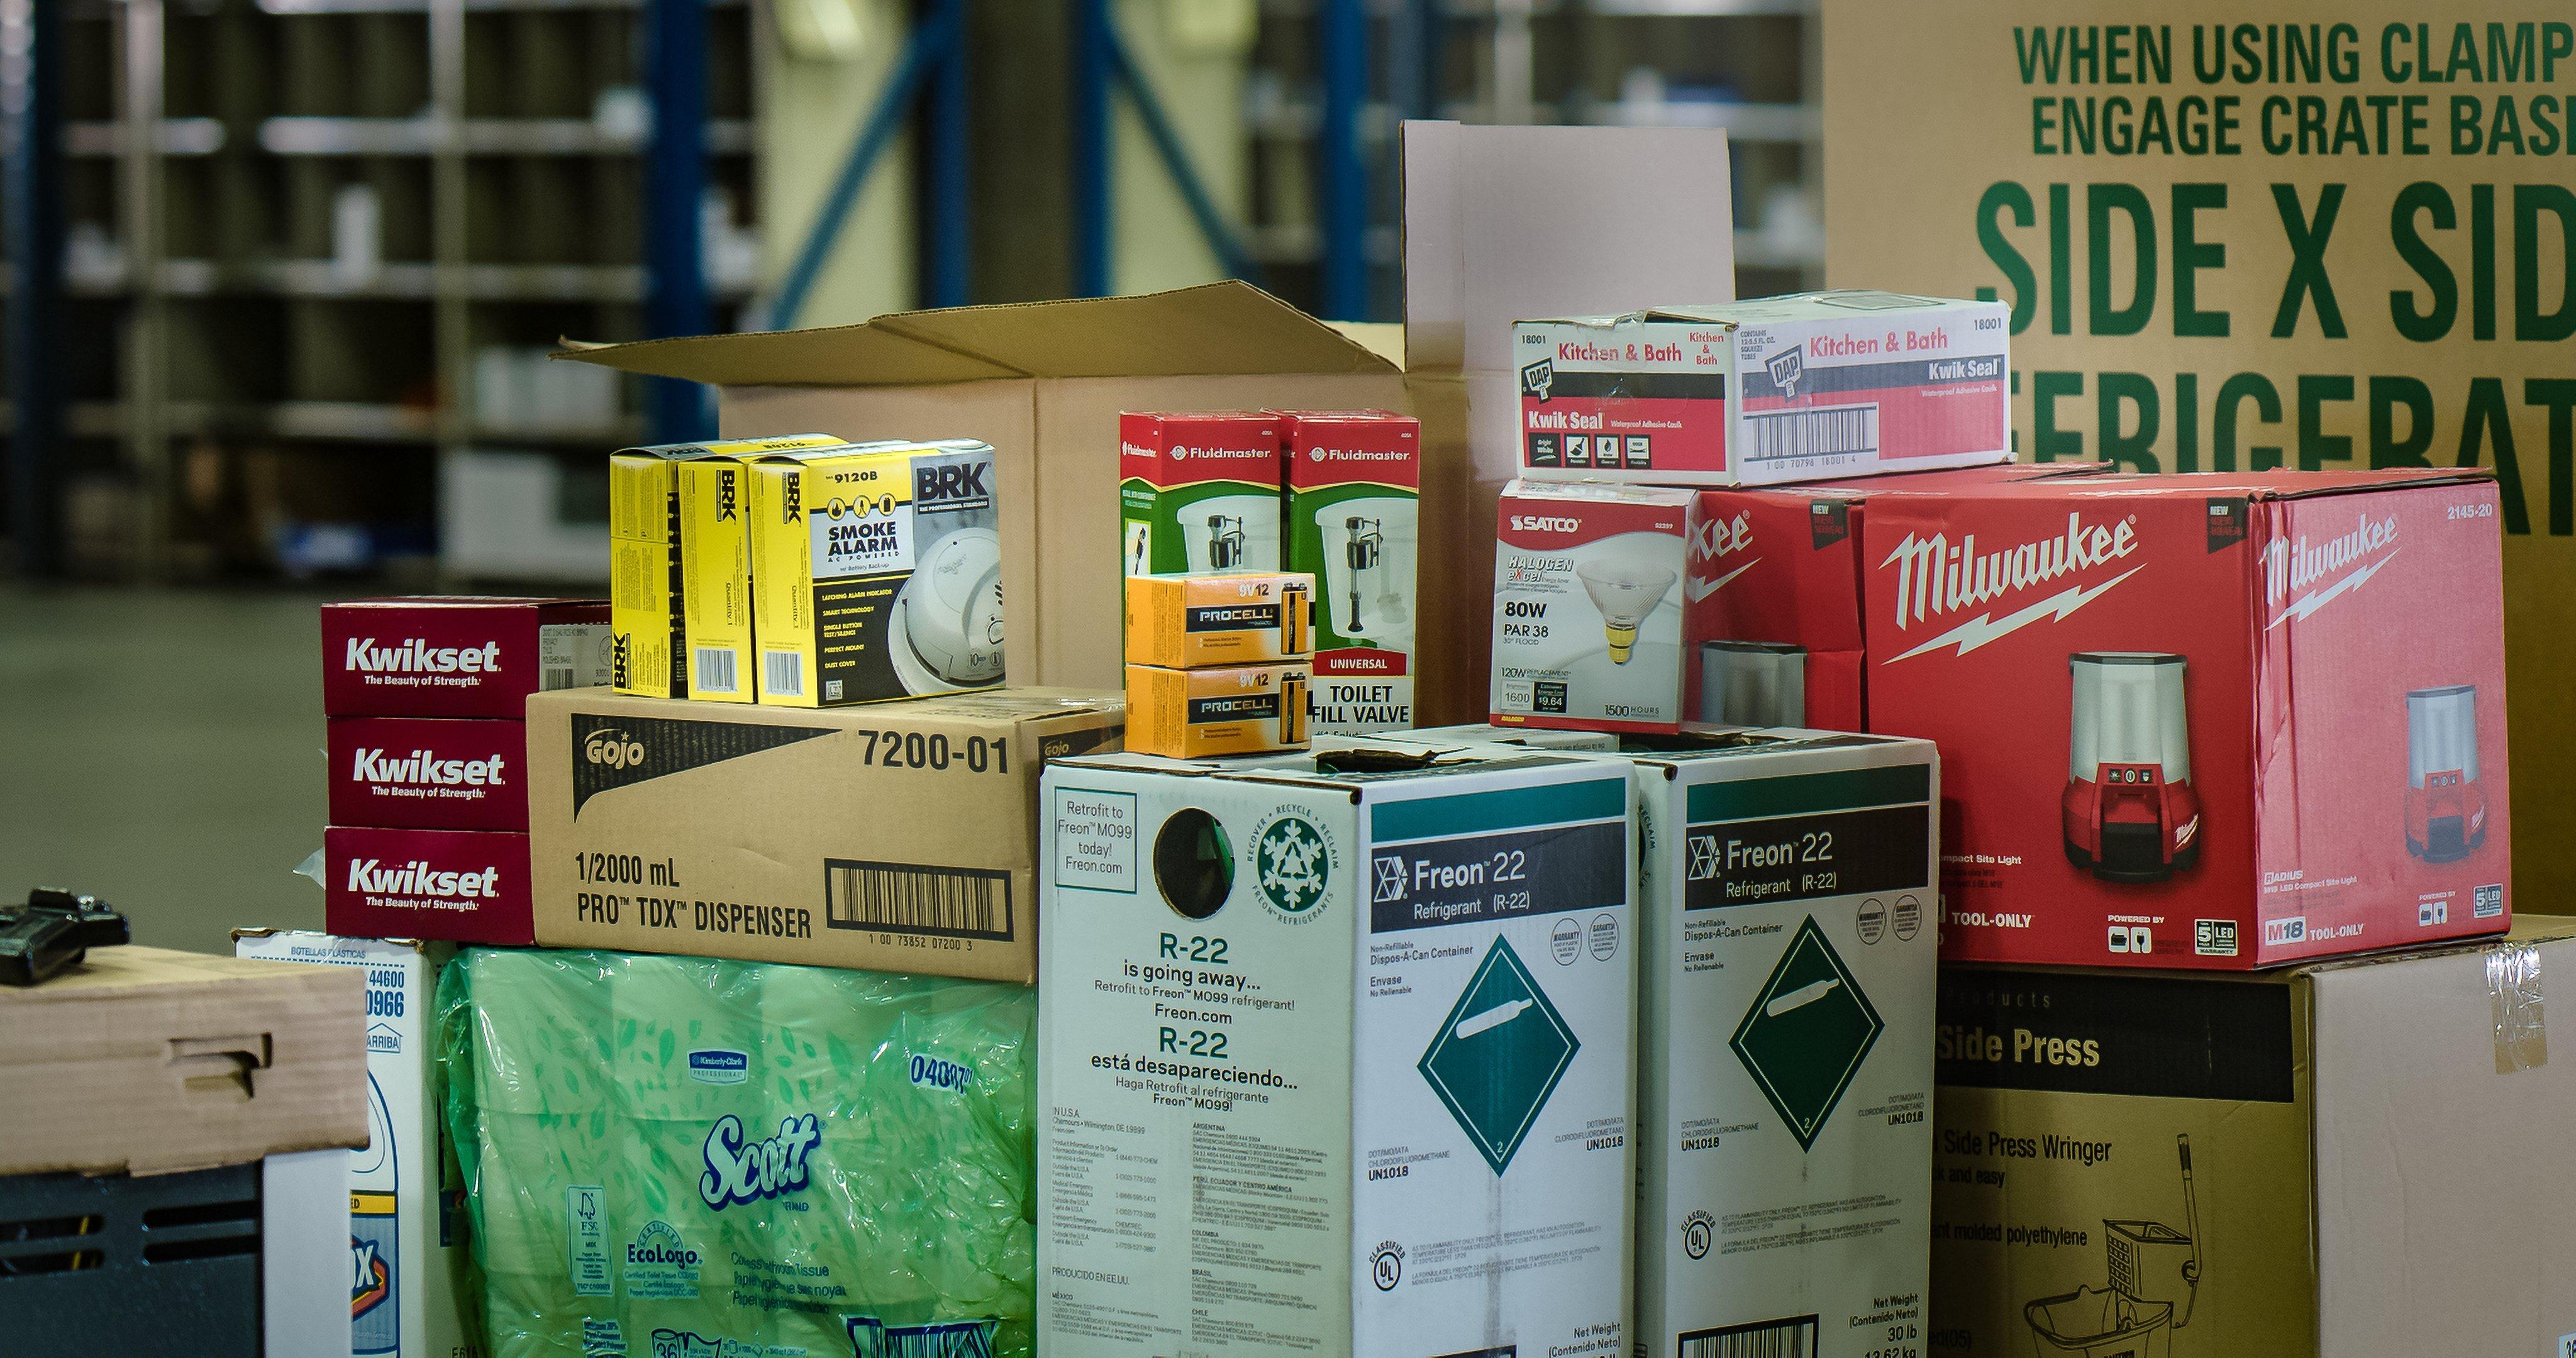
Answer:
[0,946,369,1176]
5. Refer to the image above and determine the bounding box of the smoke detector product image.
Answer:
[2062,653,2201,885]
[895,527,1006,688]
[2406,685,2485,862]
[1699,641,1807,727]
[1577,558,1678,666]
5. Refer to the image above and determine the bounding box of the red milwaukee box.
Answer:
[324,825,533,945]
[326,717,526,832]
[321,596,609,719]
[1862,469,2512,969]
[1685,461,2108,731]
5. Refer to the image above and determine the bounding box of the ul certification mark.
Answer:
[1370,1241,1405,1291]
[1682,1210,1716,1261]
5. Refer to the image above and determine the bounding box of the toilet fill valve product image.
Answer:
[2063,653,2201,883]
[2406,685,2486,861]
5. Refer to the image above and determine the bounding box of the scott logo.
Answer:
[584,729,646,769]
[698,1113,821,1210]
[1880,512,2141,663]
[1509,514,1582,534]
[2265,510,2399,629]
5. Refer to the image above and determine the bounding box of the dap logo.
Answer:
[1368,1241,1404,1291]
[583,727,646,770]
[1767,346,1805,399]
[1520,358,1555,401]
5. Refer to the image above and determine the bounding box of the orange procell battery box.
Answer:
[1124,572,1315,669]
[1125,661,1311,757]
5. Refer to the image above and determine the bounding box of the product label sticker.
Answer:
[568,1184,613,1297]
[539,622,615,690]
[1051,788,1138,892]
[580,1318,624,1357]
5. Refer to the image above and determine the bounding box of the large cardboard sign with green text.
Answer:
[1826,3,2576,903]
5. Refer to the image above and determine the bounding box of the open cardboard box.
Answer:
[564,123,1736,724]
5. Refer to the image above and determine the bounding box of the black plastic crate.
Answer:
[0,1161,263,1355]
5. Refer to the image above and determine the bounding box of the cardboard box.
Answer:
[1118,409,1285,575]
[1580,730,1938,1358]
[1823,0,2576,911]
[1515,292,2010,486]
[1037,746,1637,1357]
[326,717,526,832]
[1280,409,1423,732]
[322,597,609,719]
[562,123,1744,728]
[1685,461,2112,731]
[1862,470,2511,968]
[0,946,367,1177]
[1368,722,1621,752]
[324,824,535,946]
[610,435,847,699]
[745,439,1006,706]
[233,932,477,1358]
[1124,660,1311,757]
[1121,571,1314,668]
[1934,920,2576,1358]
[1491,479,1696,732]
[526,685,1123,981]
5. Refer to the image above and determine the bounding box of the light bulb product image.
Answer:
[1575,559,1677,665]
[2406,685,2486,862]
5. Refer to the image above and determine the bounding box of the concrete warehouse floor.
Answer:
[1,587,330,954]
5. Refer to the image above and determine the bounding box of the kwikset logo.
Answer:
[344,637,501,675]
[346,858,501,900]
[1881,512,2141,662]
[2264,510,2399,629]
[1509,515,1583,534]
[352,747,506,787]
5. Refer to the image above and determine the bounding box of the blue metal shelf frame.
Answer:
[1069,0,1257,300]
[4,0,66,575]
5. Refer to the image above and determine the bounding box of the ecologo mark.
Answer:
[345,858,501,898]
[697,1113,821,1209]
[2265,510,2399,628]
[352,748,506,787]
[344,637,502,675]
[1880,513,2141,662]
[584,729,646,769]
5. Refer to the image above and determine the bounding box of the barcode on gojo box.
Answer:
[1679,1317,1818,1358]
[693,646,739,694]
[824,859,1014,940]
[764,650,804,698]
[1740,406,1879,464]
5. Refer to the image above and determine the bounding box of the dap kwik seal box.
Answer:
[1279,409,1422,733]
[1515,291,2009,487]
[747,439,1006,707]
[1038,744,1637,1358]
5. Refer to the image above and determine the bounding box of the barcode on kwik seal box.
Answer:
[323,596,609,719]
[1514,291,2009,487]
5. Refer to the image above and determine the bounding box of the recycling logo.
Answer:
[1255,814,1332,917]
[1730,917,1882,1151]
[1418,937,1580,1174]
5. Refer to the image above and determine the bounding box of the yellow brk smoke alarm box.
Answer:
[1124,571,1315,668]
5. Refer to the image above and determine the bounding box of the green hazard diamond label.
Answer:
[1418,937,1580,1174]
[1731,917,1882,1151]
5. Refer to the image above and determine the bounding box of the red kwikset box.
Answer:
[321,596,609,719]
[323,825,533,945]
[1862,469,2512,969]
[326,717,526,832]
[1685,461,2108,731]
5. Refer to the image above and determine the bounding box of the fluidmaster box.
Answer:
[438,947,1039,1358]
[1280,409,1421,732]
[1863,469,2512,969]
[527,686,1122,982]
[747,439,1006,707]
[1933,920,2576,1358]
[1038,746,1636,1358]
[1605,731,1937,1358]
[609,435,845,699]
[233,932,475,1358]
[324,597,610,719]
[1492,479,1696,733]
[1515,291,2008,487]
[1118,410,1284,577]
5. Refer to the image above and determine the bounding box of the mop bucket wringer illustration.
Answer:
[2026,1135,2202,1358]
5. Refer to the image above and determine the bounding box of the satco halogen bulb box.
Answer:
[610,436,846,699]
[1124,660,1311,757]
[1278,409,1421,733]
[747,439,1006,707]
[1514,291,2009,487]
[231,931,476,1358]
[1123,571,1315,668]
[323,596,611,719]
[1037,746,1636,1358]
[1584,732,1938,1358]
[1118,411,1285,577]
[1492,479,1696,733]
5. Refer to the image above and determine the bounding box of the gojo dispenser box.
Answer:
[1862,468,2511,969]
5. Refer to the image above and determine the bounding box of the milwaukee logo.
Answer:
[344,637,502,675]
[1881,512,2141,662]
[2265,511,2399,629]
[1509,515,1583,534]
[352,747,507,787]
[345,858,501,899]
[1685,512,1758,602]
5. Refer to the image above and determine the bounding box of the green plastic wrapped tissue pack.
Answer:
[436,948,1035,1358]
